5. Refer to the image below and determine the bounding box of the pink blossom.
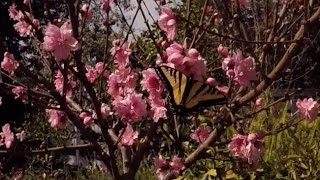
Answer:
[226,69,235,77]
[216,86,229,96]
[8,5,19,21]
[221,56,234,71]
[166,42,185,57]
[80,112,93,126]
[110,39,131,67]
[228,134,247,158]
[95,62,108,77]
[228,132,264,169]
[95,62,104,73]
[54,70,76,97]
[188,48,201,60]
[86,65,99,83]
[158,6,177,41]
[217,44,229,58]
[233,53,257,87]
[0,124,14,149]
[213,12,222,25]
[16,130,26,142]
[92,103,110,119]
[154,155,168,180]
[141,68,168,122]
[112,93,147,123]
[206,77,216,86]
[153,155,184,179]
[141,68,164,98]
[14,11,26,22]
[101,0,113,11]
[156,53,164,65]
[154,155,167,171]
[119,124,139,146]
[43,22,80,61]
[32,19,40,29]
[156,38,167,47]
[220,49,257,87]
[12,86,27,99]
[296,98,319,121]
[182,56,207,80]
[80,4,92,20]
[165,42,185,70]
[162,42,207,80]
[107,72,123,98]
[255,97,263,107]
[169,156,184,176]
[190,126,211,143]
[116,68,137,90]
[166,53,185,69]
[14,21,33,36]
[204,5,214,13]
[86,62,108,83]
[12,11,38,36]
[101,103,110,119]
[1,52,19,75]
[107,68,137,99]
[12,169,23,180]
[46,108,67,128]
[24,0,30,6]
[151,104,167,122]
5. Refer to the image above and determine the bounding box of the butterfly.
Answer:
[155,65,227,115]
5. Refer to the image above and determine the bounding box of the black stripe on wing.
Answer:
[155,66,180,109]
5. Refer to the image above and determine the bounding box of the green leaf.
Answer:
[226,170,238,179]
[207,169,217,177]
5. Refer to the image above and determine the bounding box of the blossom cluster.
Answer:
[8,4,39,37]
[157,6,208,80]
[1,52,19,75]
[0,124,26,149]
[141,68,167,122]
[107,39,146,145]
[79,103,110,126]
[85,62,108,83]
[80,4,92,21]
[157,40,207,81]
[154,155,184,179]
[296,98,319,121]
[203,5,222,25]
[158,6,177,41]
[11,86,28,103]
[43,22,80,61]
[54,70,76,97]
[108,40,146,120]
[0,124,14,149]
[46,108,67,128]
[190,126,211,144]
[228,132,264,169]
[218,45,257,87]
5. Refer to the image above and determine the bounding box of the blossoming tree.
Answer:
[1,0,320,179]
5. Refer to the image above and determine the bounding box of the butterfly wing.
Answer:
[184,81,227,111]
[155,65,227,114]
[155,66,188,108]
